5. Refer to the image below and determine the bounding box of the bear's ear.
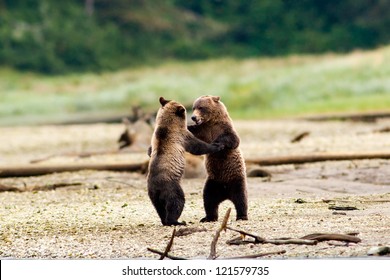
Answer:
[212,96,220,103]
[175,106,186,117]
[159,97,171,107]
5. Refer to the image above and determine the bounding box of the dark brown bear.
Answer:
[189,95,248,222]
[147,97,224,226]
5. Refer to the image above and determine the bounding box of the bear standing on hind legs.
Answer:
[188,95,248,222]
[147,97,224,226]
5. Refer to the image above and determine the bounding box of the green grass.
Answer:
[1,46,390,125]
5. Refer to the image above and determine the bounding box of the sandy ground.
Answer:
[0,118,389,259]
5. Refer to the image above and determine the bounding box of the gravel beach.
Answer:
[1,118,389,259]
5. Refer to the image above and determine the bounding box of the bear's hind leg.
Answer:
[201,179,226,222]
[151,197,168,225]
[165,186,186,226]
[165,199,185,226]
[229,181,248,221]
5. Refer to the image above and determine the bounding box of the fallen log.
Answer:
[246,152,390,166]
[303,111,390,122]
[0,183,21,192]
[1,151,389,178]
[0,162,149,178]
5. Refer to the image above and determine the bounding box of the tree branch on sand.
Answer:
[208,208,231,260]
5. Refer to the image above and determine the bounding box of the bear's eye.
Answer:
[198,107,203,110]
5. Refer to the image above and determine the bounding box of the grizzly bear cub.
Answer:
[147,97,223,226]
[189,95,248,222]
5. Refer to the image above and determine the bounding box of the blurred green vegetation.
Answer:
[1,0,389,124]
[0,0,389,73]
[1,46,389,124]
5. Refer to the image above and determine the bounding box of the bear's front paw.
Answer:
[211,142,225,152]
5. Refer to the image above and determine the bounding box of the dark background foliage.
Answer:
[0,0,389,73]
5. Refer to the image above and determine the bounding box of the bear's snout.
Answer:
[191,115,203,125]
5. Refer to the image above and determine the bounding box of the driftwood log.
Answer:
[0,162,149,178]
[303,111,390,122]
[0,183,21,192]
[1,152,390,178]
[245,152,390,166]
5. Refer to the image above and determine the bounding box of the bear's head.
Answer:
[155,97,187,128]
[191,95,227,125]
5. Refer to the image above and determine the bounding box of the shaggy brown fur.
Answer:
[189,95,248,222]
[147,97,223,226]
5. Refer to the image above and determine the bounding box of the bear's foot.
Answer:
[164,220,187,226]
[236,215,248,221]
[200,216,218,223]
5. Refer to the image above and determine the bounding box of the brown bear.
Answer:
[188,95,248,222]
[147,97,224,226]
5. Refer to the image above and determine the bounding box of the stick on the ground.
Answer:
[32,182,83,191]
[322,199,352,203]
[291,132,310,143]
[328,206,359,211]
[146,248,187,260]
[208,208,231,260]
[175,227,207,237]
[301,233,361,243]
[264,239,317,245]
[226,226,265,243]
[323,199,390,204]
[223,250,286,259]
[160,227,176,260]
[226,227,318,245]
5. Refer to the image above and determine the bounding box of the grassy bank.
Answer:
[1,46,389,125]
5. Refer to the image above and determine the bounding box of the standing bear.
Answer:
[188,95,248,222]
[147,97,224,226]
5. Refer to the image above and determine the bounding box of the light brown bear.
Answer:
[188,95,248,222]
[147,97,224,226]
